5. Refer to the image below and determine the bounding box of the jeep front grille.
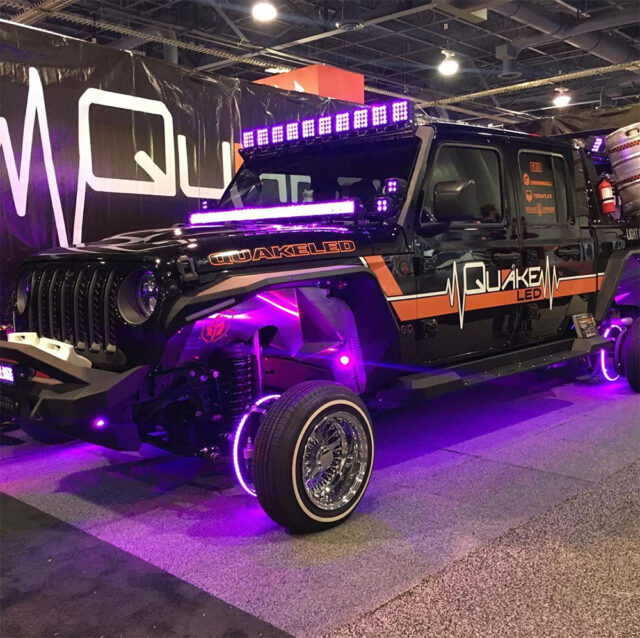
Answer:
[27,265,120,353]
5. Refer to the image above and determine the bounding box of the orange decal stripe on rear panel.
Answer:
[364,255,404,297]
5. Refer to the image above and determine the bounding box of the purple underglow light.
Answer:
[302,118,315,138]
[354,108,368,129]
[372,104,388,126]
[591,136,604,153]
[375,197,390,213]
[600,325,621,381]
[615,291,630,303]
[318,115,332,135]
[256,293,300,318]
[286,121,299,141]
[233,394,281,496]
[242,131,255,148]
[93,416,107,429]
[271,125,284,144]
[338,354,351,367]
[392,100,409,123]
[335,112,350,133]
[189,200,356,225]
[0,364,14,384]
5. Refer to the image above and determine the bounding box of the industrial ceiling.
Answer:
[1,0,639,124]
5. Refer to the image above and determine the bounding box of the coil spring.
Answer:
[218,344,254,427]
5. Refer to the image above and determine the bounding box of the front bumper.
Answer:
[0,341,148,450]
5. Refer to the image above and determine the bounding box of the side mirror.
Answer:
[434,180,477,222]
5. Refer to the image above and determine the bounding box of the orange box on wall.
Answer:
[254,64,364,104]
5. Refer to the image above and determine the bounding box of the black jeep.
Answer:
[2,101,639,532]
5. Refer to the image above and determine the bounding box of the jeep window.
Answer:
[218,137,420,217]
[518,152,569,224]
[422,145,503,224]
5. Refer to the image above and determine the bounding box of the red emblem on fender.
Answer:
[200,313,232,343]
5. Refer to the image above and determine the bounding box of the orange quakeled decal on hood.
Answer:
[208,240,356,266]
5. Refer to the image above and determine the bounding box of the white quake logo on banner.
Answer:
[0,66,233,247]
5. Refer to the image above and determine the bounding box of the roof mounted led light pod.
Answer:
[591,136,604,153]
[240,98,412,150]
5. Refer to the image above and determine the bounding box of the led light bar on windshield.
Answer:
[189,200,357,225]
[241,99,411,149]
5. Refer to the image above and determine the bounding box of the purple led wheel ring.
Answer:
[232,394,281,496]
[600,325,623,382]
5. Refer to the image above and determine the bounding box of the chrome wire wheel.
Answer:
[300,410,369,511]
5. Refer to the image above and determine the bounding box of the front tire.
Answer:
[253,381,374,533]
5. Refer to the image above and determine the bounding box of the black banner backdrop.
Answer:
[0,21,346,318]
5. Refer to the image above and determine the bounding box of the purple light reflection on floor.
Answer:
[0,367,635,638]
[372,366,628,471]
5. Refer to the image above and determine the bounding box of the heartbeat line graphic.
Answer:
[542,254,561,308]
[362,255,597,328]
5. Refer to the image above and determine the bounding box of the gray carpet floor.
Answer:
[1,368,639,637]
[331,460,640,638]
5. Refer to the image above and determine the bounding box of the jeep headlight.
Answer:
[118,270,159,325]
[136,271,158,318]
[15,270,31,315]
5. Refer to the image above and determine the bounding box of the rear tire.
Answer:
[253,381,374,533]
[623,318,640,392]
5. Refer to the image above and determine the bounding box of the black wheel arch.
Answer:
[595,249,640,323]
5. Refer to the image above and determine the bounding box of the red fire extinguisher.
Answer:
[598,177,616,214]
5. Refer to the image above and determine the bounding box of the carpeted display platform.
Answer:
[1,368,638,637]
[0,493,288,638]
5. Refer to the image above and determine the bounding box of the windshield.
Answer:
[218,136,420,217]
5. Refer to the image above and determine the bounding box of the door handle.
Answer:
[492,251,521,261]
[555,247,581,259]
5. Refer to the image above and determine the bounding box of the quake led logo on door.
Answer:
[363,256,603,328]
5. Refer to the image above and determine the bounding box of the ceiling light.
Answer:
[552,87,571,107]
[252,1,277,22]
[265,66,287,74]
[438,50,459,77]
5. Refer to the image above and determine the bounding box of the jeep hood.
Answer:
[27,222,396,269]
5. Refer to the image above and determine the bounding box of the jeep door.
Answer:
[412,131,523,364]
[510,144,598,341]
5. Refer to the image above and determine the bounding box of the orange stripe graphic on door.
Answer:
[363,256,403,296]
[362,255,602,328]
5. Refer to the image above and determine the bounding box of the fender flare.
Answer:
[595,248,640,323]
[164,263,397,333]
